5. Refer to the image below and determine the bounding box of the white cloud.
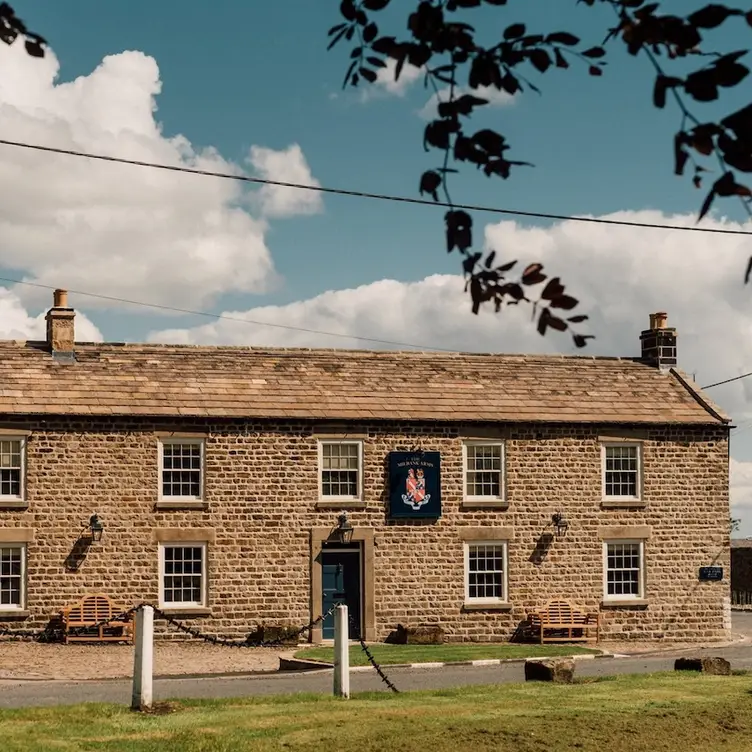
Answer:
[0,288,102,341]
[248,144,323,218]
[418,85,514,120]
[0,40,322,311]
[362,59,424,100]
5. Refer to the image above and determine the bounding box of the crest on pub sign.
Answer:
[388,451,441,518]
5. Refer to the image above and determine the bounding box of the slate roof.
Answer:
[0,341,729,424]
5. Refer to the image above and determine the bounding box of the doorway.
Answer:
[321,543,362,640]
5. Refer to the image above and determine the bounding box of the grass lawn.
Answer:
[1,673,752,751]
[293,642,600,666]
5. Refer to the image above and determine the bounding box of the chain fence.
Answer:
[0,601,400,692]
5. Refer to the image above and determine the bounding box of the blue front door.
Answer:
[321,547,361,640]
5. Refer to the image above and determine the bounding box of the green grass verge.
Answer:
[1,673,752,751]
[293,643,600,666]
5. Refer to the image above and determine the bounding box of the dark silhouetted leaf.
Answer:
[504,23,526,39]
[589,65,603,76]
[445,210,473,253]
[550,294,579,310]
[689,4,741,29]
[554,48,569,69]
[745,256,752,285]
[573,334,595,348]
[363,22,378,43]
[567,315,589,323]
[24,38,43,58]
[485,250,496,268]
[340,0,357,21]
[541,277,565,300]
[522,263,546,285]
[419,170,441,201]
[582,46,606,58]
[496,260,517,272]
[698,188,716,220]
[546,31,580,45]
[529,49,551,73]
[359,67,377,83]
[363,0,391,9]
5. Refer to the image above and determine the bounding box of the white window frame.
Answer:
[158,438,205,501]
[318,440,363,501]
[603,539,645,602]
[464,540,508,605]
[0,437,25,501]
[158,542,208,609]
[0,543,26,611]
[462,441,505,503]
[601,442,642,501]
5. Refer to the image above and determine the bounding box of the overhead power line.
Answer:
[702,371,752,390]
[1,137,751,236]
[0,276,459,352]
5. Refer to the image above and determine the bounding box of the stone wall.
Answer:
[0,417,730,643]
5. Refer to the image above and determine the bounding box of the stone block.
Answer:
[674,656,731,675]
[524,658,575,683]
[386,623,445,645]
[246,625,300,646]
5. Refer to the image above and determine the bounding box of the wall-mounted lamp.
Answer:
[551,512,569,536]
[333,513,354,544]
[88,514,105,543]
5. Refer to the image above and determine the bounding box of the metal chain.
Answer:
[151,603,340,648]
[349,613,399,693]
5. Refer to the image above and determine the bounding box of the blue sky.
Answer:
[22,0,752,317]
[4,1,752,531]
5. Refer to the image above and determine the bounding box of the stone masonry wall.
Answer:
[0,417,730,643]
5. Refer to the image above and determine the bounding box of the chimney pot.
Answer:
[53,289,68,308]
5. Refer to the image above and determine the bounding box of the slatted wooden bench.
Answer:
[60,593,134,644]
[526,600,600,644]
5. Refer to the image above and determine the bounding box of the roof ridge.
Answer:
[670,368,731,424]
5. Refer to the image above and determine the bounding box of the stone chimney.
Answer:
[639,311,676,370]
[45,289,75,356]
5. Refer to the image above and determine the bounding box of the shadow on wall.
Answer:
[64,536,93,572]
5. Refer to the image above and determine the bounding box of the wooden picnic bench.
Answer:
[526,599,600,644]
[60,593,134,644]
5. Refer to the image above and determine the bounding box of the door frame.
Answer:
[320,545,363,641]
[310,527,375,643]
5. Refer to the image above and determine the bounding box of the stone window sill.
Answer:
[462,601,513,612]
[316,500,367,510]
[155,501,209,511]
[0,610,30,619]
[0,500,28,510]
[601,499,647,509]
[158,607,212,617]
[600,599,649,609]
[461,500,509,511]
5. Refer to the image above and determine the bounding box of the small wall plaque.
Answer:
[699,566,723,581]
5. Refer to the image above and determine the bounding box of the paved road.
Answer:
[2,642,752,709]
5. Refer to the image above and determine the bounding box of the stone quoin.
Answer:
[0,292,731,643]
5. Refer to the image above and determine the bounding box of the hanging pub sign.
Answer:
[388,451,441,519]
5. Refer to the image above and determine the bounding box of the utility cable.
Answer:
[1,137,751,236]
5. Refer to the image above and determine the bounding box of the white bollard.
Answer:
[333,604,350,699]
[131,605,154,710]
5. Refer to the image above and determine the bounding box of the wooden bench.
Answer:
[526,600,600,644]
[60,593,134,644]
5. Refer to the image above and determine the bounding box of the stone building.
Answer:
[0,292,732,642]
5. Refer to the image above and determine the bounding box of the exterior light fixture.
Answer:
[552,512,569,536]
[88,514,105,542]
[334,513,354,544]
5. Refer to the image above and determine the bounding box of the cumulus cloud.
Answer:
[363,59,424,99]
[418,85,514,120]
[0,40,322,311]
[0,288,102,341]
[248,144,323,218]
